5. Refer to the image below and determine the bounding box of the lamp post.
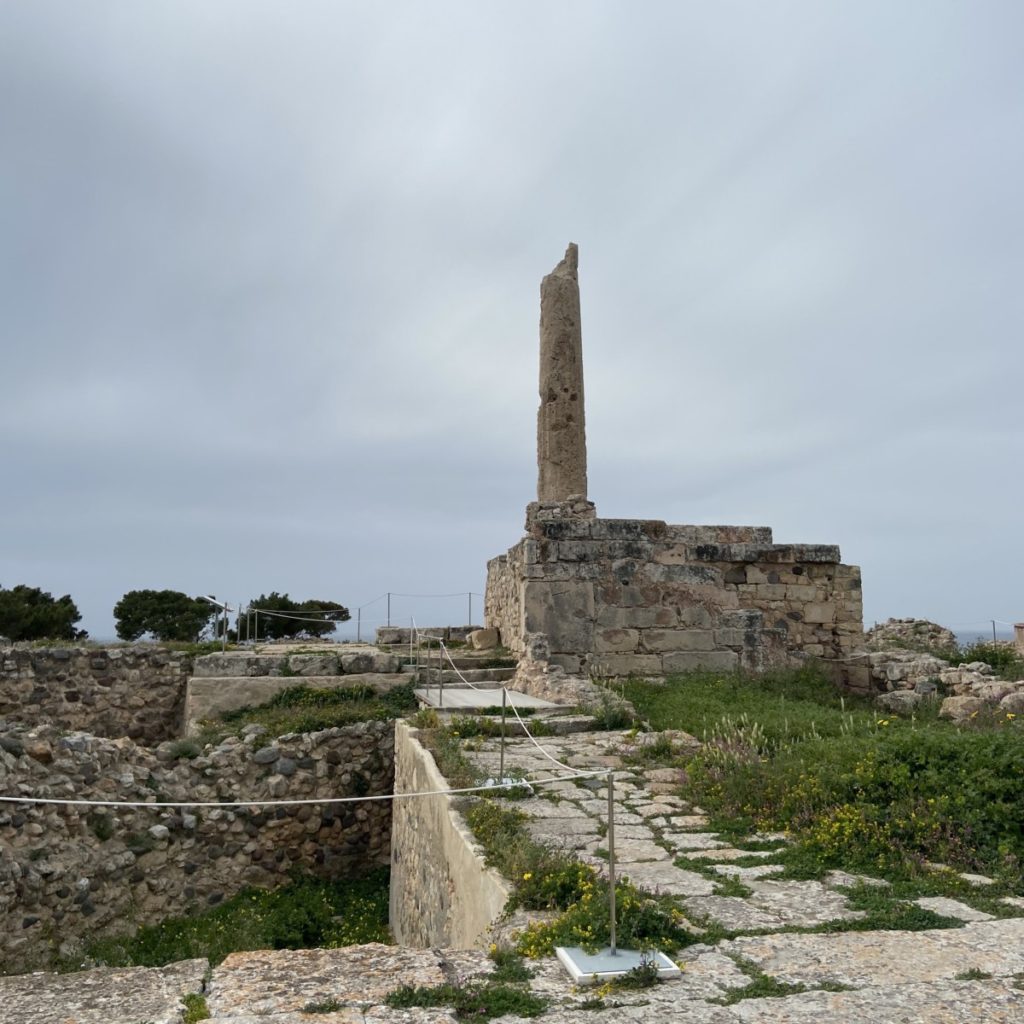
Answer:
[199,595,231,652]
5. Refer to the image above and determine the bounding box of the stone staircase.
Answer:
[183,644,415,733]
[184,642,523,733]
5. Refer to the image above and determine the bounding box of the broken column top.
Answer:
[536,243,590,511]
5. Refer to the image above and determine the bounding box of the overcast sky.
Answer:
[2,2,1021,642]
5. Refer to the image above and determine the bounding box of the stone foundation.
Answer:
[486,508,865,688]
[0,720,394,973]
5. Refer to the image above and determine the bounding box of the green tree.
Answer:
[248,592,350,640]
[0,584,87,641]
[113,590,216,642]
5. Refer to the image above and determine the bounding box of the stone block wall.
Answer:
[0,646,191,744]
[486,514,864,686]
[191,648,402,678]
[389,721,510,948]
[0,720,394,972]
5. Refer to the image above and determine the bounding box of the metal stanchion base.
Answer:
[554,947,681,985]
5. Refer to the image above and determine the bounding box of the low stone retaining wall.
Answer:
[0,646,191,744]
[192,647,402,678]
[0,720,394,973]
[389,720,510,948]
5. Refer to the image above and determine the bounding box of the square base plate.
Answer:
[555,946,681,986]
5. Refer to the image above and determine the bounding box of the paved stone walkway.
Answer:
[6,727,1024,1023]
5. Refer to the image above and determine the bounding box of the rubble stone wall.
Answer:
[0,647,191,744]
[486,515,865,688]
[0,720,394,973]
[389,721,510,949]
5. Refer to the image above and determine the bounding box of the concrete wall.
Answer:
[0,720,394,973]
[0,646,191,744]
[389,720,511,948]
[486,512,865,688]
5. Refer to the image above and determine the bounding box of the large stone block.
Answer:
[588,653,663,677]
[804,603,837,624]
[642,629,715,653]
[589,519,663,540]
[653,545,689,566]
[596,605,678,628]
[522,581,595,653]
[555,540,602,562]
[663,650,739,673]
[719,608,762,630]
[678,605,715,628]
[595,628,640,653]
[644,564,723,585]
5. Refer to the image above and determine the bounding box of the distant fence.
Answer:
[230,591,487,644]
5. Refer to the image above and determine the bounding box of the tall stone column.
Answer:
[537,243,589,504]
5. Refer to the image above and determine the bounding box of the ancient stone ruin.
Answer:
[486,244,867,689]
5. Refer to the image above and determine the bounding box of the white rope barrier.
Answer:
[420,626,590,778]
[0,768,605,811]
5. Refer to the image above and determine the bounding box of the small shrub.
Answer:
[488,947,533,983]
[88,813,114,842]
[302,996,344,1013]
[947,641,1024,677]
[587,691,636,731]
[125,831,156,854]
[168,740,201,760]
[182,993,210,1023]
[611,951,661,990]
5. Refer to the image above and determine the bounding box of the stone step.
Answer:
[411,667,516,684]
[383,647,516,671]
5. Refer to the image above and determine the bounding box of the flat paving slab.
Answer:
[0,958,208,1024]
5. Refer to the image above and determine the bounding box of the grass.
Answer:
[202,682,418,741]
[622,668,1024,887]
[386,948,545,1020]
[182,993,210,1022]
[461,800,695,958]
[63,869,391,970]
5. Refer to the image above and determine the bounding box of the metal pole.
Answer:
[357,607,361,643]
[993,620,997,643]
[437,640,443,708]
[254,610,259,647]
[387,593,391,628]
[221,605,227,652]
[468,592,472,627]
[499,687,507,782]
[607,769,617,956]
[409,618,414,666]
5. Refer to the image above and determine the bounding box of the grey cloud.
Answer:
[1,2,1022,638]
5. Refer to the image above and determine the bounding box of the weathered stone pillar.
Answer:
[537,243,588,504]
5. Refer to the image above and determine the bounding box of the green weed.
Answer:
[386,981,546,1020]
[66,870,391,970]
[181,993,210,1023]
